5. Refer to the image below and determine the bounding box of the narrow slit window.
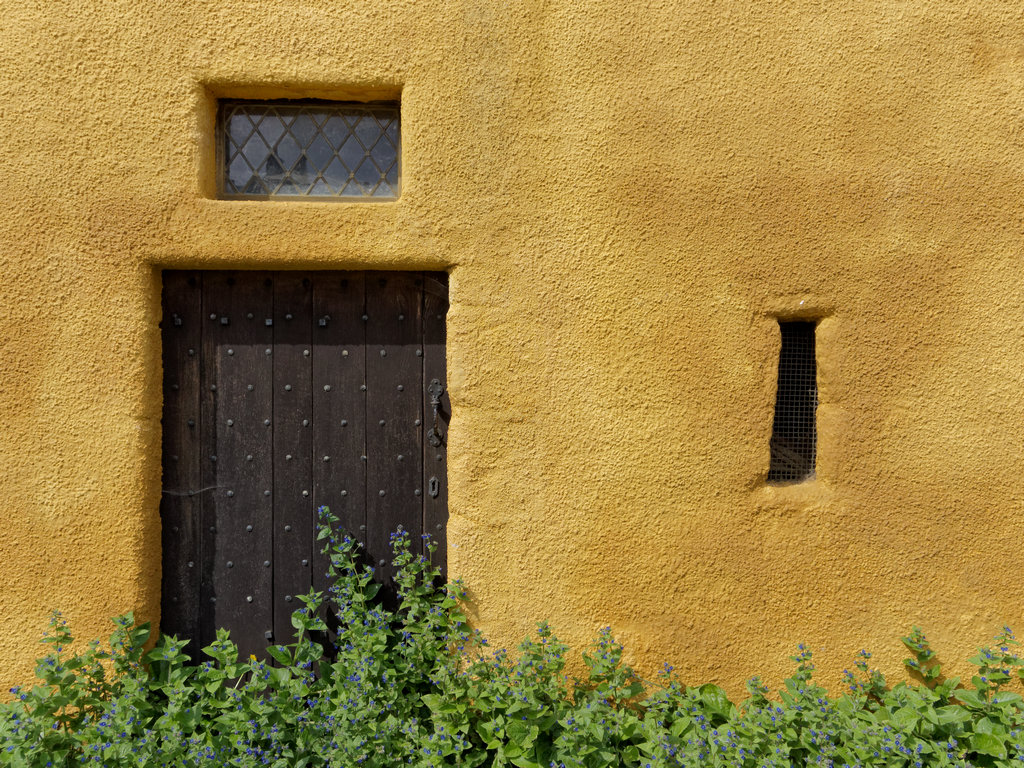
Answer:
[768,321,817,483]
[219,100,400,199]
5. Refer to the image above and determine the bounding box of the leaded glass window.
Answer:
[219,101,400,199]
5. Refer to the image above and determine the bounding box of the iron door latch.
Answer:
[427,378,445,447]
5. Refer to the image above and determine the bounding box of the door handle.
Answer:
[427,378,444,447]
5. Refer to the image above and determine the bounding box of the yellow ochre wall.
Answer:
[2,0,1024,697]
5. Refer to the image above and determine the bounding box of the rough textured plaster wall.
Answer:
[1,0,1024,697]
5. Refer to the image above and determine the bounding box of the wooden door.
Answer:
[160,271,448,658]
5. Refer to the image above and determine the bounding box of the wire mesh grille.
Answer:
[220,101,399,199]
[767,321,817,483]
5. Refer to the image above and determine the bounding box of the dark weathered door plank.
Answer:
[311,273,367,595]
[365,272,424,588]
[197,272,217,651]
[160,272,203,654]
[272,274,313,645]
[422,273,449,572]
[204,272,275,658]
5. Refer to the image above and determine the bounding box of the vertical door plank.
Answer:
[160,272,203,654]
[365,272,424,589]
[312,273,367,595]
[198,272,216,651]
[421,272,449,572]
[272,273,313,645]
[202,271,275,659]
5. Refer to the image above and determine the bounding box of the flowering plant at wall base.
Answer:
[3,508,1024,767]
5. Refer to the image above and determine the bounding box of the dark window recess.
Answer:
[767,321,817,483]
[160,271,448,660]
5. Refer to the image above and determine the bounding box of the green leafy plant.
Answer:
[3,508,1024,768]
[904,627,944,689]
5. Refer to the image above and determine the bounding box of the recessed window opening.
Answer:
[219,100,400,199]
[767,321,817,483]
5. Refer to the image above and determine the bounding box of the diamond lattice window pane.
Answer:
[220,101,400,199]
